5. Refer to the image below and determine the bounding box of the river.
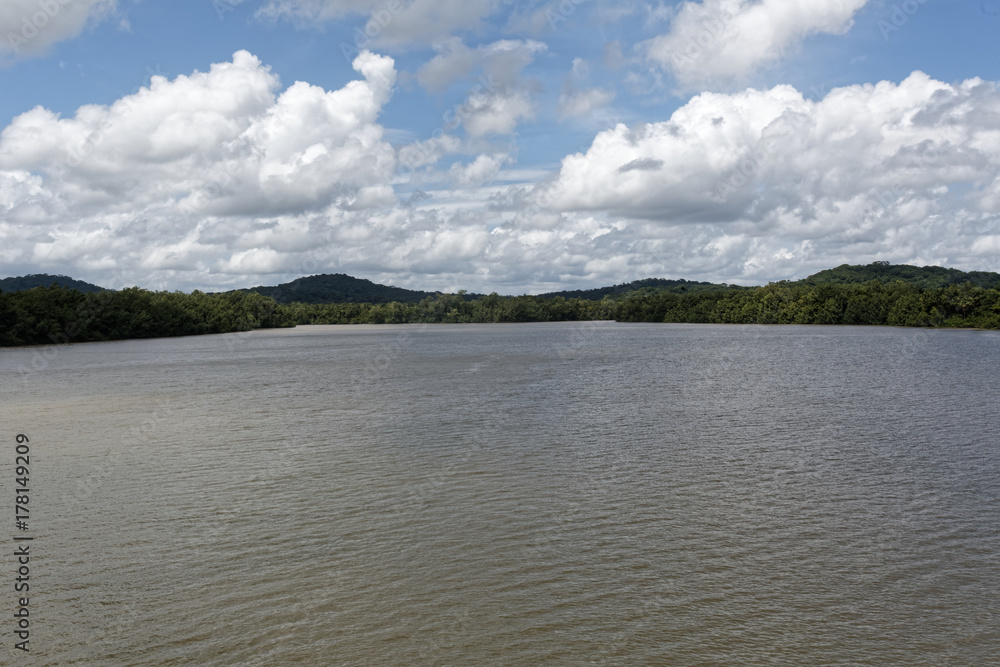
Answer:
[2,322,998,665]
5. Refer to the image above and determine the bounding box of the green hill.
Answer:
[7,263,1000,307]
[5,263,1000,346]
[539,278,734,301]
[787,262,1000,289]
[0,274,108,293]
[241,273,436,304]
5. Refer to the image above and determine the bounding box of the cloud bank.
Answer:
[1,49,999,292]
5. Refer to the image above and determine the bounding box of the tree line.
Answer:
[612,281,1000,328]
[2,279,999,347]
[0,287,291,347]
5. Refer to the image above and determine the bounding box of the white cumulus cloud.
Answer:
[0,49,407,287]
[457,88,536,137]
[530,71,1000,281]
[3,50,1000,294]
[449,153,510,189]
[644,0,871,91]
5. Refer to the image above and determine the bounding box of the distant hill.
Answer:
[539,277,735,300]
[0,274,108,293]
[7,263,1000,306]
[787,262,1000,289]
[241,273,437,304]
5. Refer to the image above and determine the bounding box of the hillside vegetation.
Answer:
[539,278,735,300]
[0,274,107,293]
[3,262,1000,346]
[241,273,436,304]
[785,262,1000,289]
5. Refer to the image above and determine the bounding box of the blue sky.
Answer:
[2,0,1000,293]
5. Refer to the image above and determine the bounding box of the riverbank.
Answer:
[2,280,999,347]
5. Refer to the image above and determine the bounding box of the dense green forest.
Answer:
[3,263,1000,347]
[275,281,1000,328]
[538,277,735,300]
[0,287,291,347]
[612,280,1000,328]
[784,261,1000,289]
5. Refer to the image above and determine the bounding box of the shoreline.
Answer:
[3,319,997,350]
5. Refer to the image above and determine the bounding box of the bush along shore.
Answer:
[2,278,999,347]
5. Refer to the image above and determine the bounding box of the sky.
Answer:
[1,0,1000,294]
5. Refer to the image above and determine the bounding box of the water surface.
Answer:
[2,323,998,665]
